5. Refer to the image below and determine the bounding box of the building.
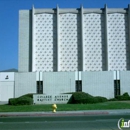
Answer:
[0,5,130,101]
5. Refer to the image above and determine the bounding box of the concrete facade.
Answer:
[19,10,32,72]
[120,71,130,95]
[43,72,75,95]
[0,71,130,101]
[15,72,36,98]
[0,73,14,101]
[82,71,114,99]
[0,5,130,102]
[19,5,130,72]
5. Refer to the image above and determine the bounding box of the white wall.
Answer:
[19,10,32,72]
[107,13,128,71]
[82,71,114,99]
[0,82,14,101]
[0,72,14,81]
[33,13,57,72]
[15,72,36,98]
[120,71,130,95]
[83,13,105,71]
[59,13,81,71]
[43,72,75,95]
[0,72,14,101]
[2,71,130,101]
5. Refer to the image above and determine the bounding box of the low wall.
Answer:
[33,94,72,104]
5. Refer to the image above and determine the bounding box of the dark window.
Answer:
[37,81,43,94]
[114,80,120,97]
[75,80,82,92]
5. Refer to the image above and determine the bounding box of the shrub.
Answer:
[73,92,95,104]
[20,93,33,98]
[123,92,129,97]
[8,93,33,105]
[116,96,129,100]
[115,92,130,101]
[95,96,108,102]
[68,92,86,104]
[17,97,32,105]
[108,98,118,101]
[68,92,107,104]
[8,98,17,105]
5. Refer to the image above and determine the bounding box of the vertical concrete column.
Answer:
[32,5,35,71]
[104,4,109,70]
[81,5,85,71]
[40,72,43,81]
[116,71,120,80]
[57,5,60,71]
[19,10,31,72]
[128,4,130,70]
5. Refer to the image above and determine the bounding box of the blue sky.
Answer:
[0,0,130,71]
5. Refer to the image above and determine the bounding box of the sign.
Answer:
[33,94,72,104]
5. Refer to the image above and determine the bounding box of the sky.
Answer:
[0,0,130,71]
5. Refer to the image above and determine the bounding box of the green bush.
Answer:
[115,92,130,101]
[108,98,118,101]
[8,98,17,105]
[116,96,129,100]
[20,93,34,98]
[95,96,108,102]
[123,92,130,97]
[68,92,107,104]
[8,93,33,105]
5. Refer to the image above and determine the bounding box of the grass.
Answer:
[0,101,130,112]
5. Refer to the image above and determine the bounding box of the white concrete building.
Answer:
[0,5,130,101]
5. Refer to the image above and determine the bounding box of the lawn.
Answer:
[0,101,130,112]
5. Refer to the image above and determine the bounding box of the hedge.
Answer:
[68,92,108,104]
[108,92,130,101]
[95,96,108,103]
[8,93,33,105]
[115,92,130,101]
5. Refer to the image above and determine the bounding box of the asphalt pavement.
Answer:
[0,114,130,130]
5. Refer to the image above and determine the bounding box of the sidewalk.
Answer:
[0,109,130,117]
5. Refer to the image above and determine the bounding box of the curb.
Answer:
[0,109,130,117]
[0,111,109,117]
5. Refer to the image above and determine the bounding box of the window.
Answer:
[37,81,43,94]
[114,80,120,97]
[75,80,82,92]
